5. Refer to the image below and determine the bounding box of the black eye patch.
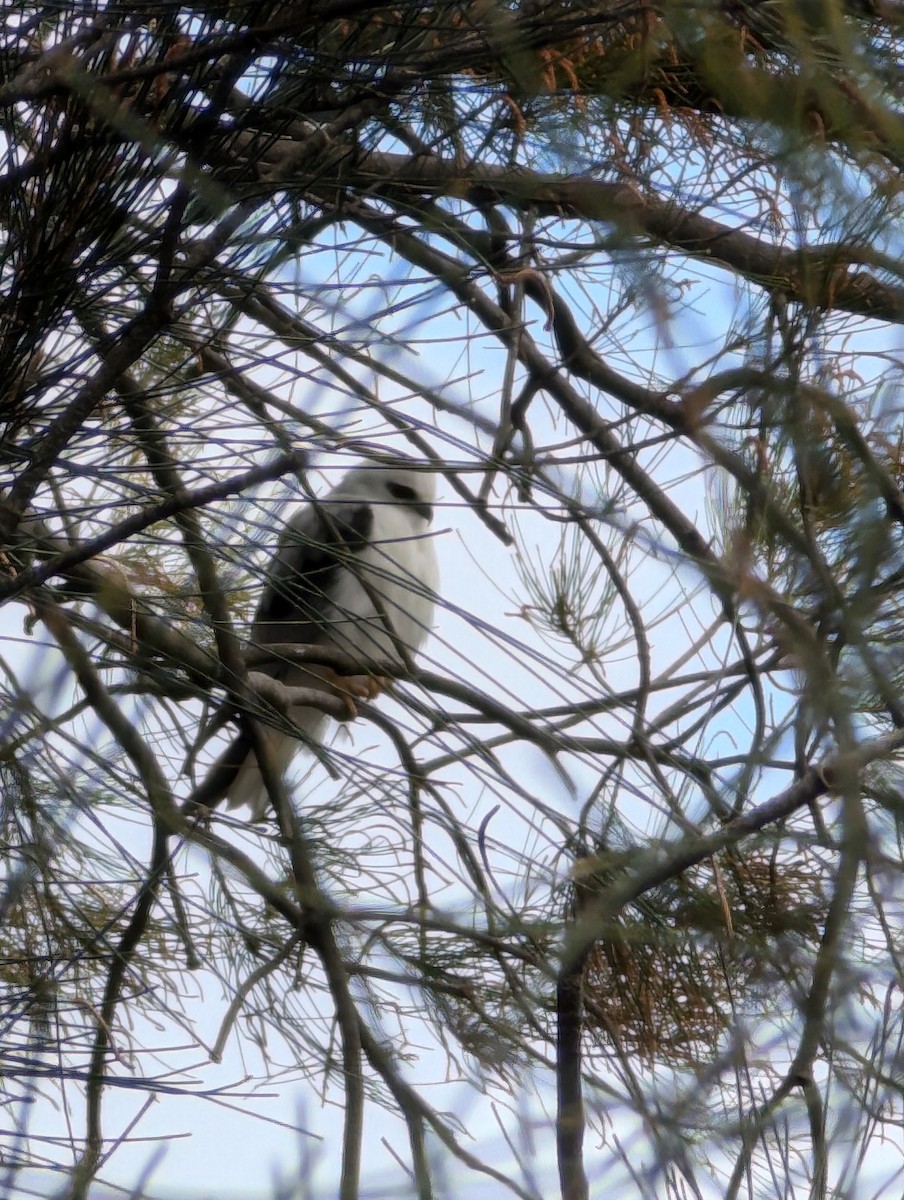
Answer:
[385,480,433,522]
[387,482,418,502]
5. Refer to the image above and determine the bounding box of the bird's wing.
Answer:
[249,496,375,666]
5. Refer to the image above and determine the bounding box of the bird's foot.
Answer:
[338,673,388,714]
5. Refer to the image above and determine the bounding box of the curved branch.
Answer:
[270,145,904,324]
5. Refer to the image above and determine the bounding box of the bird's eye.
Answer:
[387,482,418,502]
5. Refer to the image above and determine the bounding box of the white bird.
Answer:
[195,458,439,822]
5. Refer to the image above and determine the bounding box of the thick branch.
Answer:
[559,726,904,975]
[258,145,904,324]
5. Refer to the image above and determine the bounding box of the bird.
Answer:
[195,457,439,822]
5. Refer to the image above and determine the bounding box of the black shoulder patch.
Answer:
[254,502,373,630]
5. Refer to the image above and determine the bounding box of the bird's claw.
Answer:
[338,674,389,715]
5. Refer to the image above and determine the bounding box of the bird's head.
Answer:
[336,457,437,524]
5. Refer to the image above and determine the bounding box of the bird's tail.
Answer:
[225,705,327,821]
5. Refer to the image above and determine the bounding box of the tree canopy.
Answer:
[3,3,904,1198]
